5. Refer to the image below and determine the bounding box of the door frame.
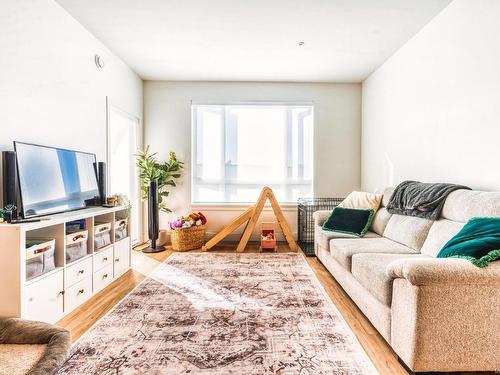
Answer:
[106,97,143,245]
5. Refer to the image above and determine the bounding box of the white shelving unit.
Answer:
[0,206,132,324]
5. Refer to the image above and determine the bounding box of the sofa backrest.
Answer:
[420,189,500,256]
[374,187,433,250]
[441,189,500,222]
[383,214,433,251]
[370,187,394,235]
[381,187,394,207]
[373,187,500,254]
[420,219,465,256]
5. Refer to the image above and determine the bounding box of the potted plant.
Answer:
[1,204,16,223]
[136,146,184,252]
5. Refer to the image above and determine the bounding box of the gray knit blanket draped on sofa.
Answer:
[386,180,471,220]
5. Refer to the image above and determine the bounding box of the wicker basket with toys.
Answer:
[169,212,207,251]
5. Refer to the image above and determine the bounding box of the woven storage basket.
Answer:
[171,225,205,251]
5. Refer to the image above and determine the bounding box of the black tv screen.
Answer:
[14,142,100,218]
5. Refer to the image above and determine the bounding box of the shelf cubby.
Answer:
[25,223,65,268]
[65,216,94,264]
[93,212,114,252]
[114,208,130,243]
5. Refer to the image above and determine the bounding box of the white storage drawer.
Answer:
[93,246,113,272]
[65,256,92,288]
[24,269,64,323]
[114,238,130,277]
[64,276,92,312]
[93,264,113,293]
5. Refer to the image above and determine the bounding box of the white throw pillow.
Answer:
[339,191,383,212]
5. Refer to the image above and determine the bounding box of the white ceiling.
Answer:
[56,0,452,82]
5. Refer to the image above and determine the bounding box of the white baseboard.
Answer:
[205,230,297,242]
[160,229,298,244]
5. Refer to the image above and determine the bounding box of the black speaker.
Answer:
[143,180,164,253]
[97,161,107,205]
[2,151,18,219]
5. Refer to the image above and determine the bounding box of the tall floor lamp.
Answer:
[142,180,165,253]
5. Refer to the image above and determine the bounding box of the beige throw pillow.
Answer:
[339,191,383,212]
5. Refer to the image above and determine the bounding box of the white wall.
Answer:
[362,0,500,192]
[0,0,143,196]
[144,81,361,240]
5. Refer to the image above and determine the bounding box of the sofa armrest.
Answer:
[313,210,331,227]
[387,257,500,286]
[390,273,500,372]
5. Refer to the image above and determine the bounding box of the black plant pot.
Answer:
[143,180,165,253]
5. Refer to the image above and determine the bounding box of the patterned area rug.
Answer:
[59,253,378,374]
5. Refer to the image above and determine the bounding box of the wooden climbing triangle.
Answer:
[202,187,299,252]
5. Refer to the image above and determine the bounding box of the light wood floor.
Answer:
[57,243,412,374]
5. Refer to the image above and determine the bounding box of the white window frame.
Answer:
[190,101,314,205]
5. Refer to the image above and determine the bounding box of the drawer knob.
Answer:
[29,297,34,302]
[78,269,85,274]
[59,290,65,295]
[78,289,85,294]
[103,274,108,279]
[115,258,120,262]
[103,257,108,261]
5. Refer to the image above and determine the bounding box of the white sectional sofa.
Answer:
[314,188,500,373]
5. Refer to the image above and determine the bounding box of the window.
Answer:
[192,103,313,203]
[107,104,140,244]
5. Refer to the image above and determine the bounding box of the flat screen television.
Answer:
[14,142,100,218]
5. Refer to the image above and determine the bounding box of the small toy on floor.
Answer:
[262,232,274,240]
[260,222,277,252]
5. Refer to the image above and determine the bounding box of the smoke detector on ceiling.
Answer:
[94,54,105,68]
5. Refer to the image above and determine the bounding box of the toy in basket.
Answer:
[169,212,207,251]
[260,222,277,252]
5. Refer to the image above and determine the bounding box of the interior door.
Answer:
[107,103,140,245]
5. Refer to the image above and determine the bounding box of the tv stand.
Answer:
[0,206,132,324]
[11,218,44,224]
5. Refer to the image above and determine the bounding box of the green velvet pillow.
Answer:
[322,207,375,237]
[437,217,500,267]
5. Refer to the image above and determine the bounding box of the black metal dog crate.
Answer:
[297,197,344,256]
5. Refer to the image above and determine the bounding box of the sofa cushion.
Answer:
[383,214,433,251]
[329,237,418,271]
[322,207,375,237]
[370,207,392,236]
[420,219,465,257]
[351,253,429,306]
[339,191,382,211]
[381,187,395,207]
[437,217,500,263]
[442,190,500,222]
[315,225,379,249]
